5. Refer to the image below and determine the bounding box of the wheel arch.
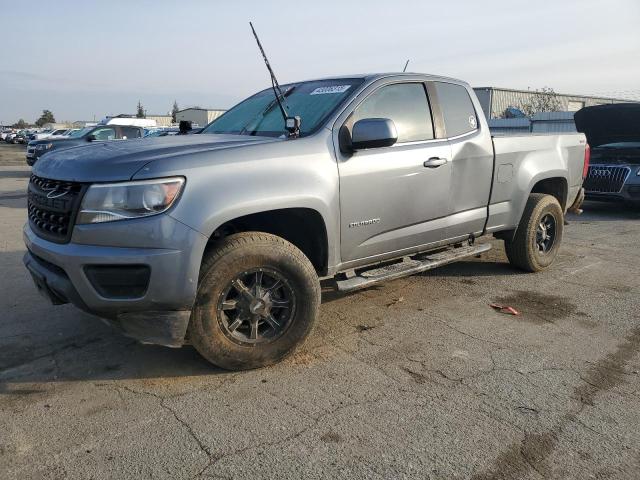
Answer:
[204,207,330,276]
[530,176,569,210]
[495,174,568,243]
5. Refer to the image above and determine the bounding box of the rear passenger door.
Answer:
[337,81,452,263]
[429,81,494,239]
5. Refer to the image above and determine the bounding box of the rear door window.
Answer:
[121,127,142,139]
[349,83,434,143]
[433,82,478,138]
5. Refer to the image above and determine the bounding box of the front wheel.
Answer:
[504,193,564,272]
[189,232,321,370]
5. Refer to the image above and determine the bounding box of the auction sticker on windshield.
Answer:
[310,85,351,95]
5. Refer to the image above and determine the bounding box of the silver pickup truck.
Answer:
[23,73,588,370]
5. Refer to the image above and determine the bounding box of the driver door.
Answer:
[337,82,452,264]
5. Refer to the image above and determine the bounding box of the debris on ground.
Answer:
[489,303,521,315]
[386,296,404,307]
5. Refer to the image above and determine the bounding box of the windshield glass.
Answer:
[202,78,364,138]
[68,127,93,138]
[597,142,640,149]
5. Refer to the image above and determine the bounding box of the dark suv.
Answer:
[26,125,143,166]
[575,103,640,205]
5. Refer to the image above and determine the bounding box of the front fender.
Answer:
[133,134,341,270]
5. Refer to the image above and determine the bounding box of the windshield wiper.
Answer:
[239,86,296,136]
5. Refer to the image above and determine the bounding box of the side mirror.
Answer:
[350,118,398,151]
[87,134,97,142]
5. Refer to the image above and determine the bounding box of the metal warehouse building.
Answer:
[146,115,173,127]
[175,108,226,128]
[473,87,637,119]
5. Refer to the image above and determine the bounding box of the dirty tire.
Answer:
[189,232,320,370]
[505,193,564,272]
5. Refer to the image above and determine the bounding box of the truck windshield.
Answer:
[202,78,364,138]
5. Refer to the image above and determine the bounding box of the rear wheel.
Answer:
[189,232,320,370]
[505,193,564,272]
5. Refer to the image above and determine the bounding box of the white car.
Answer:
[49,129,75,139]
[31,129,55,140]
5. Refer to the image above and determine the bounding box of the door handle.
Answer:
[423,157,448,168]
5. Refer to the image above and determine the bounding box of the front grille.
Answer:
[583,166,630,194]
[27,175,86,243]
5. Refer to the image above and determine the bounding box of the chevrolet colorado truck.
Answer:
[23,73,588,370]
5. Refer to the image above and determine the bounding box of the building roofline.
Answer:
[473,87,638,103]
[176,107,227,112]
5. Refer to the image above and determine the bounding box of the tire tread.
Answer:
[505,193,563,272]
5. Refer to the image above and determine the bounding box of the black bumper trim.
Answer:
[23,250,89,310]
[23,250,191,348]
[116,310,191,348]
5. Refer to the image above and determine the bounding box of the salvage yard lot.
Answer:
[1,142,639,479]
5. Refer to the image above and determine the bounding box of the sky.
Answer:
[1,0,639,124]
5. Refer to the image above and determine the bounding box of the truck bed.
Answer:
[486,133,586,233]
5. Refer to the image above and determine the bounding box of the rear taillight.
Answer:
[582,143,590,179]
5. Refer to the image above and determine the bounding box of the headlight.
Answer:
[76,177,185,224]
[35,143,53,151]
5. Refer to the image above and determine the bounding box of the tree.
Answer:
[136,101,145,118]
[519,87,561,118]
[171,100,179,123]
[13,119,28,129]
[35,110,56,127]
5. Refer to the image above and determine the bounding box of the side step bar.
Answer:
[335,243,492,292]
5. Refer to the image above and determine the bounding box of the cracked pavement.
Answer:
[1,145,639,479]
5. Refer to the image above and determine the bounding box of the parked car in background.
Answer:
[575,104,640,206]
[22,72,588,370]
[26,124,144,165]
[31,129,57,141]
[48,129,73,139]
[144,127,180,137]
[1,130,13,141]
[101,115,158,128]
[15,130,31,144]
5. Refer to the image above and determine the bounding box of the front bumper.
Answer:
[584,165,640,204]
[26,149,37,165]
[22,216,208,347]
[585,183,640,204]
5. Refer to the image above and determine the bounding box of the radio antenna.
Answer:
[249,22,289,124]
[402,59,410,73]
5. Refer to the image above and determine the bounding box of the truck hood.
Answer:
[574,103,640,147]
[32,134,282,182]
[29,137,84,147]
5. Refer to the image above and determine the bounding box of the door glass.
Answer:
[92,128,116,140]
[121,127,142,139]
[433,82,478,137]
[350,83,434,143]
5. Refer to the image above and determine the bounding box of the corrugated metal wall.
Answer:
[487,112,578,135]
[474,88,637,119]
[530,112,577,133]
[146,115,173,127]
[488,118,531,135]
[207,110,226,123]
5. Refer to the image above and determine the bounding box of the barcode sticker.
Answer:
[310,85,351,95]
